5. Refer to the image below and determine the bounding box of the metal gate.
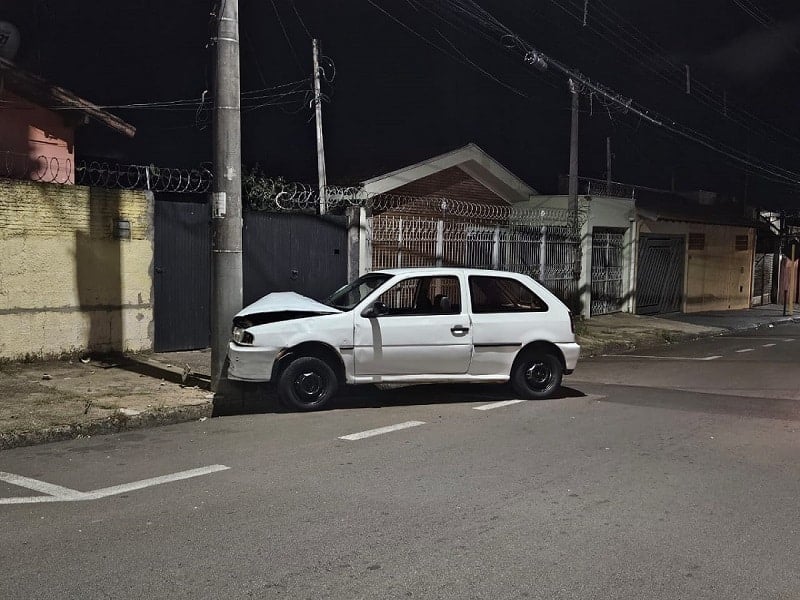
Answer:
[370,215,580,306]
[636,235,685,315]
[752,252,774,306]
[153,197,211,351]
[591,229,625,315]
[155,206,348,351]
[243,212,348,306]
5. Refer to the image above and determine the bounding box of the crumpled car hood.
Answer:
[235,292,342,318]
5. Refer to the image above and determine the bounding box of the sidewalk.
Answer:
[1,304,797,450]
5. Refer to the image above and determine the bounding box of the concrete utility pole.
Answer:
[568,79,579,215]
[211,0,243,392]
[313,39,328,215]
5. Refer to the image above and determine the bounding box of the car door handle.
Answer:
[451,325,470,334]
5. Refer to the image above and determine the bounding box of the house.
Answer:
[0,56,135,184]
[351,144,587,306]
[0,57,147,361]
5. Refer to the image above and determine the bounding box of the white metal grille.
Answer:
[371,214,580,307]
[590,230,625,315]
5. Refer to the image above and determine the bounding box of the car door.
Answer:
[467,274,552,376]
[353,274,472,375]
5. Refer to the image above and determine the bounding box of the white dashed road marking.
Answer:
[603,355,722,361]
[473,399,526,411]
[736,348,755,353]
[339,421,426,441]
[0,465,230,505]
[763,343,777,347]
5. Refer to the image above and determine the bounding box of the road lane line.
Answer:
[783,339,795,342]
[763,343,777,347]
[339,421,425,441]
[0,465,230,505]
[0,471,85,500]
[736,348,754,353]
[81,465,230,500]
[473,399,526,411]
[602,355,722,361]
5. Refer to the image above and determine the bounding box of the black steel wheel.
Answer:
[511,351,563,400]
[278,356,338,411]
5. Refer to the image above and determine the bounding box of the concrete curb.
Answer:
[0,402,212,452]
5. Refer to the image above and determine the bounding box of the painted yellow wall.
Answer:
[638,220,754,312]
[0,179,153,359]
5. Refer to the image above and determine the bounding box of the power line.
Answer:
[270,0,304,74]
[418,0,800,187]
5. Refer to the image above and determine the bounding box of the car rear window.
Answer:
[469,276,548,313]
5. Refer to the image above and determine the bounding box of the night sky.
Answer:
[3,0,800,208]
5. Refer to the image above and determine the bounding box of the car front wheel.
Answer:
[511,351,563,400]
[278,356,339,411]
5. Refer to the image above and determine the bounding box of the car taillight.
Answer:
[568,311,575,334]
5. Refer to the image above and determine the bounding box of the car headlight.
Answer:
[232,326,254,345]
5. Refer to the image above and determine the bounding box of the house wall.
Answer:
[0,179,153,360]
[0,91,76,184]
[638,220,754,312]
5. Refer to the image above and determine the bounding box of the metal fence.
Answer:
[370,210,581,307]
[243,175,584,307]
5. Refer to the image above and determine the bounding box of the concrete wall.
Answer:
[0,179,153,359]
[638,219,754,312]
[0,91,76,184]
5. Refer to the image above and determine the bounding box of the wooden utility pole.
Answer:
[210,0,243,392]
[606,136,612,189]
[313,39,328,215]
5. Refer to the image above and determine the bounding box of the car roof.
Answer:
[371,267,533,278]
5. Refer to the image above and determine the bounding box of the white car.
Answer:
[228,268,580,411]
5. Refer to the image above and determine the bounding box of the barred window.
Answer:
[688,233,705,251]
[735,235,749,251]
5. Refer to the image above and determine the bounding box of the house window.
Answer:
[735,235,749,251]
[688,233,705,251]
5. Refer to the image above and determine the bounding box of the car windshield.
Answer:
[324,273,393,310]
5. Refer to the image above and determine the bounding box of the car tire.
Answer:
[510,351,563,400]
[278,356,339,412]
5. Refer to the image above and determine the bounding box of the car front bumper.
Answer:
[227,342,281,382]
[556,342,581,372]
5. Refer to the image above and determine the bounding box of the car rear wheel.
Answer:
[278,356,338,411]
[511,351,562,400]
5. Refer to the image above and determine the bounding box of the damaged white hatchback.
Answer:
[228,268,580,411]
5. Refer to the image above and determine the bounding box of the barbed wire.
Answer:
[1,150,74,184]
[243,174,584,226]
[0,151,213,193]
[76,161,213,193]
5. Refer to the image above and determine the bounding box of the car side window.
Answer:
[376,276,462,316]
[469,276,548,313]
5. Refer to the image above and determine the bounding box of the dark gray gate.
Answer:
[154,207,348,351]
[636,235,685,315]
[591,228,625,315]
[243,211,348,306]
[154,197,210,351]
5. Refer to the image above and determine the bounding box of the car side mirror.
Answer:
[362,301,388,318]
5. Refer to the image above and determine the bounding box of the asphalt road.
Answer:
[2,322,800,599]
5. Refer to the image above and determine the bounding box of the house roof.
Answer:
[0,57,136,138]
[362,143,537,204]
[636,191,756,228]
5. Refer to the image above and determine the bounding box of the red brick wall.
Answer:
[390,166,507,206]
